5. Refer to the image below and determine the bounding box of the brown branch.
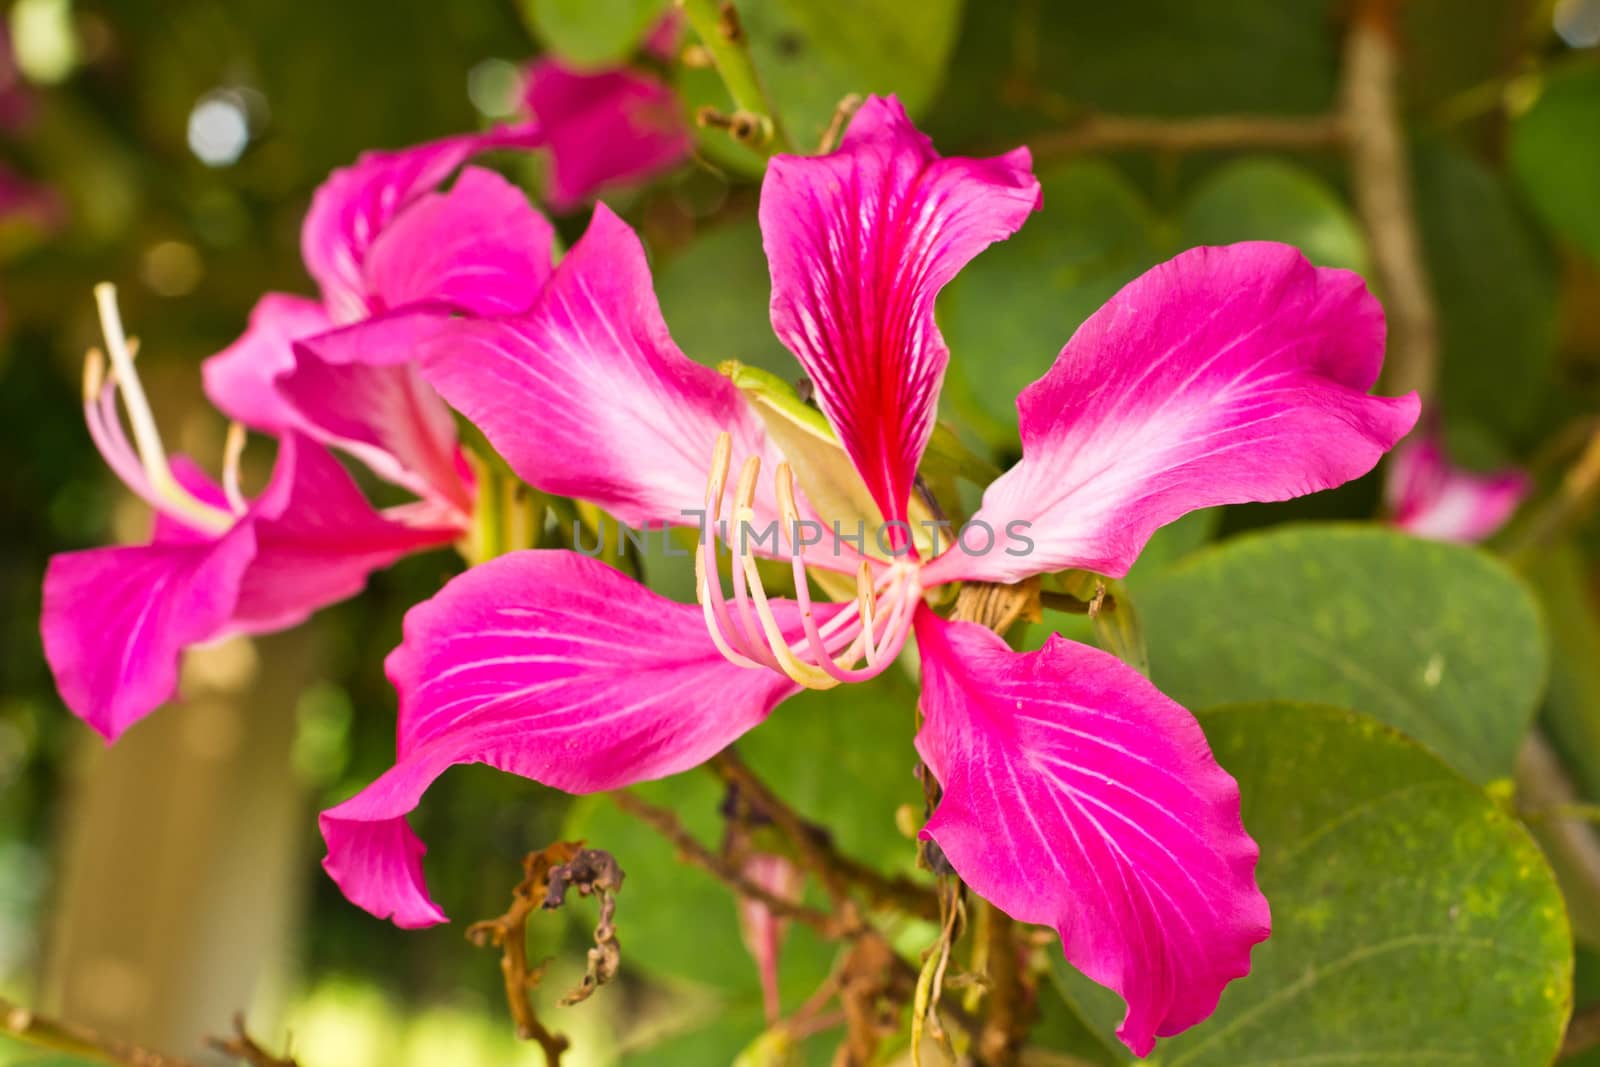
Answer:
[466,842,580,1064]
[614,790,846,937]
[1029,112,1345,160]
[206,1015,297,1067]
[974,907,1031,1067]
[1343,0,1438,403]
[0,997,201,1066]
[711,749,942,926]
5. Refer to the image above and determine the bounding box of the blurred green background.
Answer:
[2,0,1600,1064]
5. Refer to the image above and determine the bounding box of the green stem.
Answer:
[678,0,790,153]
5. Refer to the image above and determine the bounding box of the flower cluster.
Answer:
[43,87,1421,1055]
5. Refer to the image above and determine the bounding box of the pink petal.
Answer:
[282,311,473,513]
[302,124,543,322]
[913,609,1270,1057]
[522,60,691,210]
[40,524,257,742]
[923,243,1420,587]
[226,434,461,635]
[201,294,332,432]
[417,204,781,530]
[737,851,802,1023]
[320,549,805,926]
[760,95,1040,529]
[363,165,557,315]
[1386,431,1528,543]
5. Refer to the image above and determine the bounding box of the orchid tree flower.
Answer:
[40,286,459,741]
[43,127,560,741]
[319,97,1419,1054]
[520,15,693,211]
[1385,423,1529,543]
[201,123,557,526]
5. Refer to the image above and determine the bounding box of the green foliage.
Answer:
[1512,66,1600,266]
[518,0,670,68]
[1180,157,1367,272]
[1049,702,1572,1065]
[656,218,795,377]
[1414,141,1561,442]
[740,0,964,149]
[939,160,1162,448]
[1139,524,1548,784]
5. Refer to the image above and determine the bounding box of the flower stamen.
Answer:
[87,283,235,535]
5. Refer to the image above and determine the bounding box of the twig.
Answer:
[614,790,846,936]
[974,906,1031,1067]
[1343,0,1438,403]
[710,749,943,923]
[543,849,626,1006]
[1028,112,1344,159]
[676,0,789,152]
[1507,425,1600,559]
[1517,735,1600,925]
[206,1014,297,1067]
[0,997,201,1066]
[466,842,580,1064]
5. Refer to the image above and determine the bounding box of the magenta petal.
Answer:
[1386,430,1528,543]
[913,609,1269,1057]
[320,549,802,926]
[227,434,460,635]
[760,95,1040,527]
[41,525,257,741]
[302,125,543,322]
[364,166,556,315]
[924,243,1421,587]
[283,312,471,511]
[201,294,332,432]
[523,60,691,210]
[419,204,778,528]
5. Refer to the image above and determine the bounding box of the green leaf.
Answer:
[740,665,926,874]
[1414,141,1560,440]
[519,0,670,68]
[1138,524,1547,784]
[1047,702,1572,1066]
[740,0,964,151]
[939,160,1162,448]
[1512,66,1600,265]
[1180,157,1367,273]
[655,217,796,378]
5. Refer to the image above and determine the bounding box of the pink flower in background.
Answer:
[319,97,1419,1055]
[519,14,691,210]
[736,852,803,1023]
[1386,426,1529,543]
[203,124,556,521]
[40,288,458,741]
[42,126,562,740]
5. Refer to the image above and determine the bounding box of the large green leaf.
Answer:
[654,216,797,378]
[1138,524,1547,784]
[938,159,1162,448]
[519,0,670,68]
[1047,702,1572,1066]
[1512,66,1600,266]
[1180,157,1367,273]
[740,0,964,151]
[1414,141,1560,440]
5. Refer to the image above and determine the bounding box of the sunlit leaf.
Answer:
[1138,524,1547,784]
[1046,702,1572,1066]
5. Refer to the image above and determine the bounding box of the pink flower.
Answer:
[1385,426,1528,542]
[42,126,558,740]
[318,97,1418,1055]
[736,852,802,1024]
[40,288,459,741]
[203,125,555,519]
[519,17,691,210]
